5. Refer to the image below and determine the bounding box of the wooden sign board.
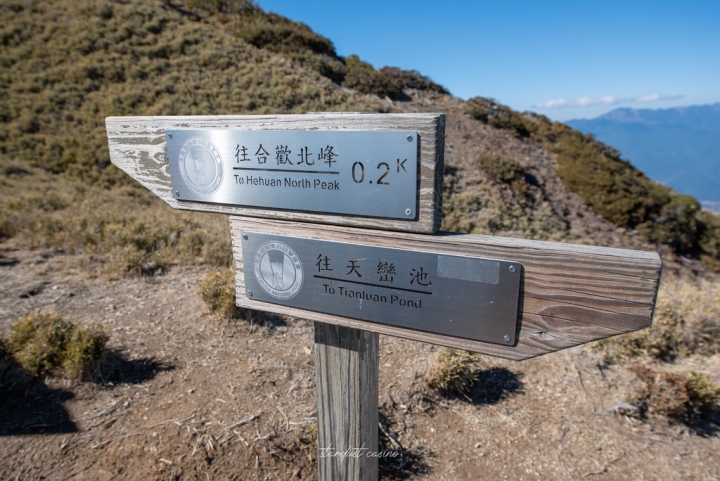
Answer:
[231,217,662,361]
[106,113,445,234]
[241,231,523,346]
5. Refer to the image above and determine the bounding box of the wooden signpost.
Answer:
[106,113,662,481]
[106,113,444,234]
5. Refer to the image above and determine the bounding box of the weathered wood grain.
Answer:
[315,323,378,481]
[105,113,444,233]
[230,218,662,361]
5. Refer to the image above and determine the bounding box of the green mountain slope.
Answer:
[1,0,719,272]
[0,0,385,185]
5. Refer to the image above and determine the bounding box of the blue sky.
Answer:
[257,0,720,121]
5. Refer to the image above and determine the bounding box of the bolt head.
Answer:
[406,135,413,142]
[243,235,248,240]
[174,191,179,197]
[247,291,253,297]
[504,335,511,342]
[168,133,173,139]
[509,265,516,273]
[405,208,412,216]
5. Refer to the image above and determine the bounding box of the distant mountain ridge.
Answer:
[567,104,720,210]
[595,103,720,130]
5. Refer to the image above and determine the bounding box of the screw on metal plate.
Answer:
[406,135,413,142]
[405,208,412,216]
[248,291,253,297]
[504,335,511,342]
[243,235,248,240]
[509,265,516,273]
[168,133,173,139]
[174,191,180,197]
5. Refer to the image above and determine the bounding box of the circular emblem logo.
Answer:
[254,242,304,299]
[178,137,223,195]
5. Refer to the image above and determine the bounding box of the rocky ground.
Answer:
[2,246,719,480]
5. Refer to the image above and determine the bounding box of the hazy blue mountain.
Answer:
[567,104,720,211]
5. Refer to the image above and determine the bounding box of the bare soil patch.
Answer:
[2,246,719,480]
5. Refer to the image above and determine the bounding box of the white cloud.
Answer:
[635,93,683,103]
[600,95,619,104]
[535,93,683,109]
[535,98,568,108]
[635,93,662,102]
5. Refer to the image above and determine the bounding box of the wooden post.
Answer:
[315,322,379,481]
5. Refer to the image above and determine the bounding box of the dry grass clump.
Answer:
[593,276,720,362]
[628,365,720,423]
[7,312,109,381]
[198,268,244,319]
[425,348,478,398]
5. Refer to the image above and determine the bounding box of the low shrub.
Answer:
[341,57,449,100]
[342,55,404,100]
[63,324,110,380]
[8,312,109,381]
[377,67,448,94]
[466,98,534,138]
[220,6,336,57]
[425,348,478,399]
[628,365,720,423]
[686,372,720,419]
[198,268,244,319]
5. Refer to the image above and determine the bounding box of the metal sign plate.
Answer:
[167,130,418,219]
[241,233,522,345]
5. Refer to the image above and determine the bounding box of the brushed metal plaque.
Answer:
[167,130,418,219]
[241,233,522,345]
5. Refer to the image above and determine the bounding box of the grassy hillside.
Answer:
[0,0,444,186]
[0,0,386,185]
[1,0,719,272]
